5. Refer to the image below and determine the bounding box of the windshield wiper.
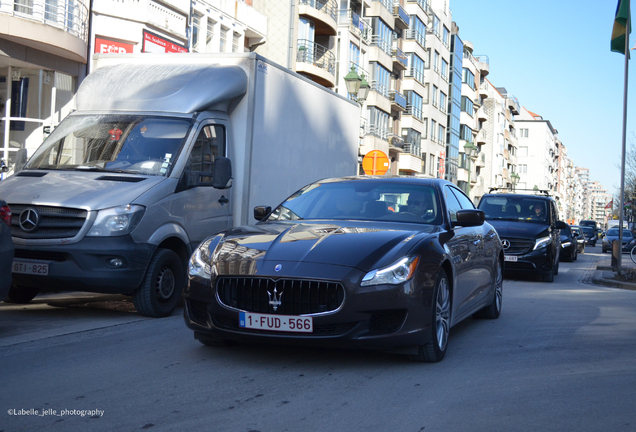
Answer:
[75,165,101,171]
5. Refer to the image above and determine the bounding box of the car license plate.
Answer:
[12,260,49,276]
[239,312,313,333]
[504,255,518,262]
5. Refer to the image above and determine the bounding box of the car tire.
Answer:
[553,259,559,276]
[474,258,502,320]
[132,248,184,318]
[5,285,39,304]
[573,249,578,261]
[409,269,451,363]
[543,268,554,282]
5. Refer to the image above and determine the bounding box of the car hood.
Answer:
[0,170,164,210]
[208,221,439,274]
[484,219,549,240]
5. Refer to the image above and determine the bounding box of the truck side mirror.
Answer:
[212,157,232,189]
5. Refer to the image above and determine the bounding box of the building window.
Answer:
[232,32,240,52]
[462,68,475,88]
[372,17,393,55]
[432,13,439,36]
[407,53,425,83]
[441,59,448,81]
[519,164,527,174]
[439,91,447,113]
[520,128,529,137]
[408,15,426,47]
[429,154,435,176]
[192,13,202,52]
[460,124,473,141]
[442,25,450,47]
[433,51,439,73]
[519,146,528,157]
[461,96,474,114]
[350,42,360,66]
[402,128,421,156]
[370,62,391,98]
[431,120,437,142]
[432,85,438,108]
[220,27,228,52]
[206,19,216,52]
[368,107,389,139]
[439,124,445,144]
[404,91,423,120]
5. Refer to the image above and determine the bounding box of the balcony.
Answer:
[479,82,490,99]
[506,96,520,115]
[296,40,336,87]
[299,0,338,36]
[393,2,409,29]
[476,55,489,76]
[475,152,486,167]
[389,89,407,112]
[477,107,488,121]
[338,9,371,44]
[392,46,408,71]
[476,129,487,145]
[388,134,405,149]
[0,0,89,63]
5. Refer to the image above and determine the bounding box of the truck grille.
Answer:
[10,204,88,239]
[216,277,345,315]
[502,238,534,255]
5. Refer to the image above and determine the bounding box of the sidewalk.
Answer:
[592,253,636,290]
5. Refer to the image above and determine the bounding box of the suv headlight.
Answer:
[533,236,552,250]
[361,256,420,286]
[561,241,571,248]
[87,205,145,237]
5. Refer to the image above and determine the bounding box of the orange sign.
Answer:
[362,150,390,175]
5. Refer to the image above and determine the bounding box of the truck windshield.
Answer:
[25,115,193,176]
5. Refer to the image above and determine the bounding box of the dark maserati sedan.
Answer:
[184,177,504,362]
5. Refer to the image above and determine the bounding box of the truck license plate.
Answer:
[504,255,518,262]
[239,312,313,333]
[12,260,49,276]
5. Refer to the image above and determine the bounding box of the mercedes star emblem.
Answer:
[19,208,40,232]
[501,239,511,250]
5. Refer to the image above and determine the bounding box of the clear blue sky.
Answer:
[451,0,632,195]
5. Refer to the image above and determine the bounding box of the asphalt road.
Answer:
[2,245,636,432]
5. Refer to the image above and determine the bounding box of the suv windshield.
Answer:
[607,228,633,238]
[478,196,549,223]
[25,115,193,176]
[581,227,595,235]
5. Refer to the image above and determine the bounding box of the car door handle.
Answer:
[218,195,229,205]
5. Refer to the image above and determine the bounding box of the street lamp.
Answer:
[463,142,478,159]
[511,172,520,191]
[344,65,369,103]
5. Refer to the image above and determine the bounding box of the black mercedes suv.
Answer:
[478,190,567,282]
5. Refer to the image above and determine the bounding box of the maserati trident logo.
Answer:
[19,208,40,232]
[267,287,283,311]
[501,239,511,250]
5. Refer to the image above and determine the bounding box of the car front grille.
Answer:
[216,277,345,315]
[502,238,534,255]
[10,204,88,239]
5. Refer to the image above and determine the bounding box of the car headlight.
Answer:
[533,236,552,250]
[87,205,145,236]
[361,256,420,286]
[561,242,571,248]
[189,239,213,279]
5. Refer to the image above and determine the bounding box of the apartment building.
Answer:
[575,166,591,221]
[469,78,519,201]
[516,107,558,193]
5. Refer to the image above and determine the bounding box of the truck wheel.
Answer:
[133,249,184,318]
[5,285,39,304]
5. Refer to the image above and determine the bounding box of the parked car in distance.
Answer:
[602,227,635,253]
[559,225,578,262]
[0,197,14,302]
[477,190,567,283]
[580,226,597,246]
[579,220,599,238]
[184,177,504,363]
[570,226,586,253]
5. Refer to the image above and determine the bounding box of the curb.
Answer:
[591,269,636,290]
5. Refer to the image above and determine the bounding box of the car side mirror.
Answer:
[212,157,232,189]
[555,221,568,230]
[254,206,271,221]
[452,209,485,228]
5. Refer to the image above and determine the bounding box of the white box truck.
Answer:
[0,53,359,316]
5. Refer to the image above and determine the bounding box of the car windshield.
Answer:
[265,179,443,225]
[25,114,193,176]
[478,196,548,223]
[581,227,595,235]
[607,228,633,238]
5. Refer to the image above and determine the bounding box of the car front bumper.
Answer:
[503,247,554,275]
[11,236,154,294]
[183,262,439,352]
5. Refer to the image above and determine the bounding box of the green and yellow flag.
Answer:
[612,0,631,54]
